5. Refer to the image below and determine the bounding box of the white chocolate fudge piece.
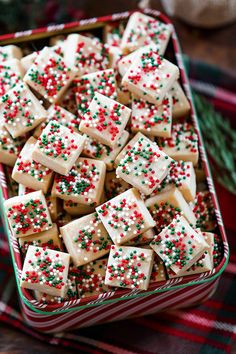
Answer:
[118,50,137,77]
[76,259,109,298]
[155,161,196,202]
[126,228,155,246]
[18,184,61,222]
[79,92,131,147]
[4,190,52,237]
[82,130,129,170]
[190,191,217,231]
[76,69,117,119]
[64,33,109,76]
[32,120,86,176]
[53,157,106,205]
[60,212,112,267]
[20,245,70,297]
[105,245,154,290]
[167,229,214,278]
[0,59,24,95]
[116,135,174,195]
[150,216,208,276]
[118,44,163,77]
[104,22,125,47]
[114,132,147,167]
[105,171,130,199]
[158,123,199,166]
[120,12,172,54]
[170,81,190,119]
[0,124,25,167]
[12,137,54,193]
[0,45,22,61]
[24,47,76,103]
[21,45,64,72]
[34,104,80,138]
[122,50,179,105]
[0,82,47,138]
[96,188,155,245]
[34,270,78,304]
[145,187,196,233]
[131,93,172,137]
[18,223,62,254]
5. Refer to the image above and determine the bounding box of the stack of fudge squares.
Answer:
[1,12,222,303]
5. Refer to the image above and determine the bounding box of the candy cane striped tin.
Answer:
[0,9,229,332]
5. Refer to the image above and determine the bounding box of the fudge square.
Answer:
[53,157,106,205]
[34,104,80,138]
[0,59,24,96]
[82,130,129,171]
[150,216,209,276]
[116,135,174,195]
[24,47,77,104]
[0,45,22,62]
[120,12,172,54]
[20,246,70,297]
[157,160,196,202]
[60,212,112,267]
[114,132,147,167]
[122,50,179,106]
[105,245,154,290]
[0,82,47,138]
[145,186,196,233]
[79,92,131,148]
[170,81,190,119]
[4,190,52,238]
[76,258,109,298]
[18,223,62,254]
[34,269,78,304]
[130,93,172,137]
[76,69,117,119]
[158,123,199,166]
[96,188,155,245]
[12,137,54,193]
[64,33,109,76]
[0,124,25,167]
[32,120,86,176]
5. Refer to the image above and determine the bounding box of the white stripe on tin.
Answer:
[206,177,216,195]
[15,30,32,38]
[215,209,223,226]
[0,171,7,188]
[111,12,130,20]
[47,24,65,32]
[79,18,97,26]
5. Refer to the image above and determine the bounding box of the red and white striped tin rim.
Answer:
[0,9,229,315]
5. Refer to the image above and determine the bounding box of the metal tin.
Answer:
[0,9,229,332]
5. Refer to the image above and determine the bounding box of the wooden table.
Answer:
[1,1,235,353]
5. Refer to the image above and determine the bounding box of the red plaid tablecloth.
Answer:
[0,59,236,354]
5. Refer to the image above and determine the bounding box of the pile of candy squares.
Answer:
[1,12,222,304]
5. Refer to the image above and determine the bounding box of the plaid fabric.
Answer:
[0,59,236,354]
